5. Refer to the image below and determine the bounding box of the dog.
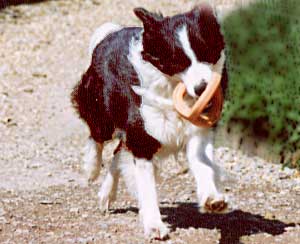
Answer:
[71,4,228,239]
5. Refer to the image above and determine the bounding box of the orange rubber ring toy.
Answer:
[172,72,224,127]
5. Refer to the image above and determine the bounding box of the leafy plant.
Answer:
[221,0,300,165]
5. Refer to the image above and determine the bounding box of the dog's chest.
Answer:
[140,104,200,149]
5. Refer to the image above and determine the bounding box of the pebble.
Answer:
[39,199,54,205]
[14,229,29,235]
[0,208,5,216]
[70,207,80,213]
[99,223,109,229]
[76,237,94,244]
[0,216,9,224]
[256,192,264,198]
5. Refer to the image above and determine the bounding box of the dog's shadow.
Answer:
[112,202,296,244]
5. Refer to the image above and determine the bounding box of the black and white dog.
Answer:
[72,4,228,239]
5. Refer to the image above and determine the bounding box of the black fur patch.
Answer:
[187,6,225,64]
[71,28,161,159]
[134,5,224,76]
[134,8,191,76]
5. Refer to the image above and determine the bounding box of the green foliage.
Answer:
[221,0,300,161]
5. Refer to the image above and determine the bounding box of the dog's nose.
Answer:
[194,82,207,96]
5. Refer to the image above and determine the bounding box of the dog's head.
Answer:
[134,4,225,97]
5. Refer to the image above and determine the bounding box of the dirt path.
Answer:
[0,0,299,243]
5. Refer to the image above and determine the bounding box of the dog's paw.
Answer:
[204,197,228,213]
[198,192,229,213]
[144,221,169,240]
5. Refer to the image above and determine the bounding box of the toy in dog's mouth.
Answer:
[173,72,223,127]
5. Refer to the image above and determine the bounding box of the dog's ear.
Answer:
[134,8,163,28]
[190,3,216,19]
[194,3,221,36]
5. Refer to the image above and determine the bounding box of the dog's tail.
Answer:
[71,68,104,182]
[70,66,103,182]
[88,22,122,58]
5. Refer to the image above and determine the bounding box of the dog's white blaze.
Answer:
[177,25,198,63]
[177,25,213,97]
[89,22,123,58]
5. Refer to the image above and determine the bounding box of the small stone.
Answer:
[32,72,47,78]
[265,212,276,220]
[0,216,9,224]
[225,186,231,192]
[76,237,94,244]
[70,207,79,213]
[0,208,5,216]
[98,223,108,229]
[14,229,29,235]
[40,199,54,205]
[23,87,34,93]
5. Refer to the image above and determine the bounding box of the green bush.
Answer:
[221,0,300,168]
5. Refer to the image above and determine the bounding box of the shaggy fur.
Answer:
[71,4,228,239]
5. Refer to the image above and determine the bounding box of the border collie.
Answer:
[71,4,228,239]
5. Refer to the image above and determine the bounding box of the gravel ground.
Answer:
[0,0,299,243]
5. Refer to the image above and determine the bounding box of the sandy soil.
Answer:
[0,0,299,243]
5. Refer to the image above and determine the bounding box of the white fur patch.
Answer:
[89,22,123,58]
[83,138,103,182]
[213,50,226,74]
[98,150,120,212]
[177,25,213,97]
[134,158,169,239]
[186,134,224,208]
[118,149,138,198]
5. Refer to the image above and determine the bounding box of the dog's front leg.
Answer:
[133,158,169,240]
[186,130,228,212]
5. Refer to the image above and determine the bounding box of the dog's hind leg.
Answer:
[83,137,103,182]
[98,149,121,213]
[186,130,228,213]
